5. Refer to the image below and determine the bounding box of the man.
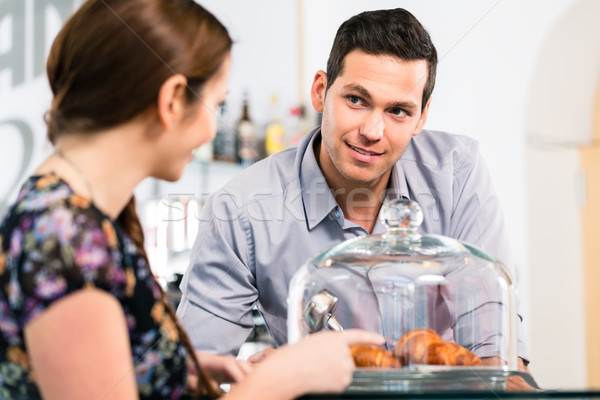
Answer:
[177,7,531,378]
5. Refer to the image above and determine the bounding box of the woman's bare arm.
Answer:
[25,287,138,400]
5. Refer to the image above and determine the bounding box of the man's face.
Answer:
[311,50,430,189]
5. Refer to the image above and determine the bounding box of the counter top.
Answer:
[298,390,600,400]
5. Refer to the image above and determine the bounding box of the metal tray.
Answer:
[347,366,529,392]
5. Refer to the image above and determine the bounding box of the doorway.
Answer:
[581,84,600,388]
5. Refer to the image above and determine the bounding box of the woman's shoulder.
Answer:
[0,173,125,302]
[2,173,94,223]
[1,173,110,254]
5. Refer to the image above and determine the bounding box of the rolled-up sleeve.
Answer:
[176,188,257,356]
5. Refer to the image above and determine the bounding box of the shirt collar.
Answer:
[299,128,339,230]
[386,163,411,202]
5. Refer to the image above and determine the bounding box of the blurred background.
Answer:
[1,0,599,389]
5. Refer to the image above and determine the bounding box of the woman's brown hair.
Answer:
[45,0,232,397]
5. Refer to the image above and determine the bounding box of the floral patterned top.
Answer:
[0,174,193,399]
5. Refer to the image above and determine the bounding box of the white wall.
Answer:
[200,0,300,131]
[525,0,600,388]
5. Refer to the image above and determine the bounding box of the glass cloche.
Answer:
[287,198,528,391]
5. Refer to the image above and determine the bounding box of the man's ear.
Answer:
[157,74,188,131]
[310,70,327,113]
[412,96,432,137]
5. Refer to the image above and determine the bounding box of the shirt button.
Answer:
[334,209,341,219]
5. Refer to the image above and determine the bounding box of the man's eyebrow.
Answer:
[343,84,372,101]
[388,100,418,111]
[343,84,418,111]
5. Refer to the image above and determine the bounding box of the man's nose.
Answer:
[360,112,384,141]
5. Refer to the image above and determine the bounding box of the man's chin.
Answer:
[340,164,391,187]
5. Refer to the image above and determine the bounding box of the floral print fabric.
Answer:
[0,174,191,399]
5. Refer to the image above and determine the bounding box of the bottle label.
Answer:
[214,127,237,162]
[265,123,285,155]
[238,121,256,162]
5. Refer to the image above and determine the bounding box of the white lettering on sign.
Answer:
[0,0,79,214]
[0,0,76,92]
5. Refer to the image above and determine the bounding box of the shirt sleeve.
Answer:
[450,148,514,272]
[176,188,257,356]
[449,144,529,362]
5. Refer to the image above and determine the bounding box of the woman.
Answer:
[0,0,383,399]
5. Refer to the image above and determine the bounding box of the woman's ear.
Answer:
[310,70,327,113]
[157,74,188,131]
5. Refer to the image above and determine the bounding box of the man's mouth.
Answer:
[350,145,381,156]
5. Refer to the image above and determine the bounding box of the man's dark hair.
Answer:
[326,8,438,111]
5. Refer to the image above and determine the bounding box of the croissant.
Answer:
[351,344,401,367]
[392,328,482,366]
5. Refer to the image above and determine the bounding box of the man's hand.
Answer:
[482,356,536,391]
[506,357,536,391]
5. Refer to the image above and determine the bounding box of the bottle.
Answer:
[236,91,257,166]
[213,102,237,163]
[264,94,286,156]
[288,105,313,147]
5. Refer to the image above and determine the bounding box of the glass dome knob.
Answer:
[381,198,423,235]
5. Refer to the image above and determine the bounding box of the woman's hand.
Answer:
[188,352,251,388]
[225,329,384,400]
[274,329,384,394]
[246,348,276,366]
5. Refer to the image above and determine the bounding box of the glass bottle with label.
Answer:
[213,102,237,163]
[264,94,286,156]
[236,91,257,166]
[288,105,313,147]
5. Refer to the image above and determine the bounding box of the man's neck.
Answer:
[314,136,391,234]
[334,172,390,234]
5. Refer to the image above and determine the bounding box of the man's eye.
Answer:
[390,108,406,116]
[348,95,361,104]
